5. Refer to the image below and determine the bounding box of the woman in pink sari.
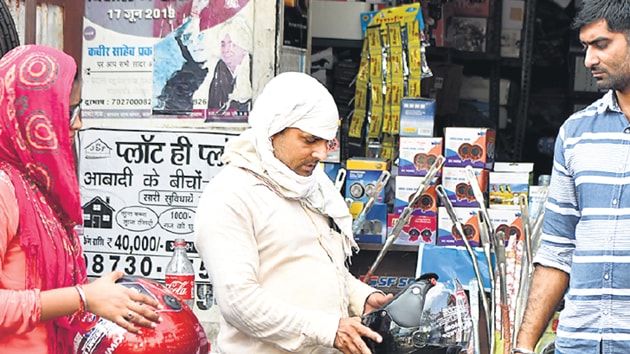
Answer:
[0,45,162,353]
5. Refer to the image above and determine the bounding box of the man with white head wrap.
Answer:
[207,16,252,114]
[195,72,392,354]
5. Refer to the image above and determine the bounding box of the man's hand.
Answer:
[334,317,381,354]
[364,292,393,315]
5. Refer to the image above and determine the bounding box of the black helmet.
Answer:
[362,273,472,354]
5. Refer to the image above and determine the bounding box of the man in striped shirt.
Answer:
[514,1,630,353]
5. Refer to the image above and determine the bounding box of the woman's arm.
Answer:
[40,272,163,334]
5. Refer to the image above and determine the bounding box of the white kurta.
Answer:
[195,165,377,353]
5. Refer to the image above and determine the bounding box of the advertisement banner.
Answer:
[82,0,254,121]
[77,127,236,312]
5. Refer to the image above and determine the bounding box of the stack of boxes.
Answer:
[333,123,537,252]
[389,98,440,246]
[486,161,533,247]
[437,127,495,246]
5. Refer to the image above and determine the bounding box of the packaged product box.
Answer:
[399,98,436,137]
[487,208,524,243]
[444,127,496,170]
[353,202,388,244]
[398,137,443,177]
[345,157,391,205]
[488,162,534,208]
[387,213,437,246]
[437,206,482,247]
[394,175,439,217]
[441,167,489,208]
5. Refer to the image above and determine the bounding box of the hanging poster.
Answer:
[77,128,236,312]
[283,0,309,49]
[82,0,254,121]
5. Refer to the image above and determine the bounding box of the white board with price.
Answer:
[77,127,236,312]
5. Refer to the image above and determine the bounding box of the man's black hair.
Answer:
[572,0,630,33]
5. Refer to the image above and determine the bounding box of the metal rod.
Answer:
[436,185,491,343]
[362,155,445,283]
[352,170,390,235]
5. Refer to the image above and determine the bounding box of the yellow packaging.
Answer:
[346,157,391,171]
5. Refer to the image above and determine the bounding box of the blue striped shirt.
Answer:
[535,90,630,353]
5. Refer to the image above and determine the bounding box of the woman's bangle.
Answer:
[75,284,88,313]
[511,348,536,354]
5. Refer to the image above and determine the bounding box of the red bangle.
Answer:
[75,285,88,313]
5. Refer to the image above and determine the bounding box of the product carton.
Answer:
[399,98,435,137]
[444,127,496,169]
[394,175,439,217]
[488,162,534,208]
[345,157,391,205]
[398,137,443,177]
[437,207,482,247]
[441,167,489,208]
[487,208,524,243]
[388,213,437,245]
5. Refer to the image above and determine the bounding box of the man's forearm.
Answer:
[515,264,569,350]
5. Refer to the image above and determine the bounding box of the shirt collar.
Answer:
[601,90,622,114]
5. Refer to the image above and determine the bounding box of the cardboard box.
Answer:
[444,127,496,170]
[489,162,534,208]
[488,208,524,243]
[441,167,489,208]
[346,157,391,171]
[398,137,443,177]
[437,207,482,247]
[345,158,391,205]
[420,63,463,116]
[388,213,437,245]
[399,98,436,137]
[394,176,439,216]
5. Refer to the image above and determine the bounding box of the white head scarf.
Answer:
[222,72,358,256]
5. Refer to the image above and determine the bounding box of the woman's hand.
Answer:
[83,272,163,334]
